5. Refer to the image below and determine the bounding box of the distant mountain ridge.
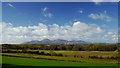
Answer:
[24,39,87,44]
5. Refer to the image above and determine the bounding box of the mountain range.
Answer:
[24,39,87,44]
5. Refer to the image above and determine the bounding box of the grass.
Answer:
[2,56,119,67]
[30,50,118,57]
[2,53,118,64]
[2,50,119,68]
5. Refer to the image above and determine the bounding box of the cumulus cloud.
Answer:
[0,22,2,33]
[88,11,112,22]
[42,7,53,18]
[91,0,119,5]
[0,21,118,44]
[7,3,15,8]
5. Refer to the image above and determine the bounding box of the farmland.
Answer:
[2,53,118,63]
[1,44,120,67]
[2,56,119,68]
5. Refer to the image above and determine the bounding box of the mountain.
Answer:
[24,39,87,44]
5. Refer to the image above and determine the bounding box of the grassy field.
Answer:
[32,50,118,57]
[2,50,119,68]
[9,50,117,59]
[2,53,118,64]
[2,56,119,68]
[2,44,119,68]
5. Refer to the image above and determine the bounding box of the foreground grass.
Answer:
[2,53,118,64]
[2,56,119,66]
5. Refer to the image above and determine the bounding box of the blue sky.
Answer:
[3,2,118,28]
[1,2,118,43]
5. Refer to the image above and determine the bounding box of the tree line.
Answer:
[2,43,119,51]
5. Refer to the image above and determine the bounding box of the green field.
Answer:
[1,56,119,68]
[2,44,119,68]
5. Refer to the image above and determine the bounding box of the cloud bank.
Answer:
[0,21,118,44]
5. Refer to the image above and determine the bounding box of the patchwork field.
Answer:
[2,56,119,68]
[2,51,118,64]
[32,50,118,57]
[2,44,119,68]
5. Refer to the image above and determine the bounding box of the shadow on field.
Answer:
[2,64,119,68]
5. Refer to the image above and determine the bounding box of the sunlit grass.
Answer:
[2,56,119,66]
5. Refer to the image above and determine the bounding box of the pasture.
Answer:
[2,44,119,68]
[2,56,119,68]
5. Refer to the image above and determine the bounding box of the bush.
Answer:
[74,55,76,58]
[110,56,118,60]
[46,53,51,56]
[35,51,39,54]
[28,51,32,53]
[22,50,27,53]
[49,51,57,56]
[64,55,67,57]
[99,56,104,59]
[40,51,45,55]
[80,56,83,58]
[89,56,98,59]
[57,53,63,56]
[16,50,22,53]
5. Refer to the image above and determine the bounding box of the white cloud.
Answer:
[42,7,53,18]
[78,10,83,14]
[88,11,112,22]
[0,22,2,33]
[91,0,119,5]
[91,0,103,2]
[7,3,15,8]
[91,0,119,2]
[42,7,48,12]
[43,13,53,18]
[1,21,117,44]
[91,0,103,5]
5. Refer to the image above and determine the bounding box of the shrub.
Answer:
[74,55,76,58]
[18,50,22,53]
[57,53,63,56]
[99,56,104,59]
[40,51,45,55]
[80,56,83,58]
[49,51,57,56]
[28,51,32,53]
[89,56,98,59]
[64,55,67,57]
[46,53,51,56]
[110,56,118,60]
[35,51,39,54]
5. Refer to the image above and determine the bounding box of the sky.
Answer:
[1,2,118,44]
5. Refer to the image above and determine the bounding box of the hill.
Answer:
[24,39,87,44]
